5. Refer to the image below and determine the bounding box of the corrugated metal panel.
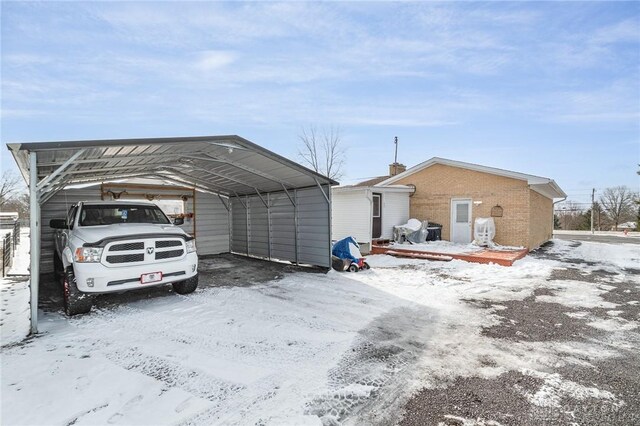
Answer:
[381,192,410,239]
[269,192,296,261]
[40,188,103,274]
[246,196,269,259]
[331,188,372,243]
[193,192,230,255]
[231,197,247,254]
[229,185,331,268]
[296,186,330,267]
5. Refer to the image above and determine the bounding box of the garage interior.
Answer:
[7,135,338,333]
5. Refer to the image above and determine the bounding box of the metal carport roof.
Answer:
[6,135,338,335]
[8,135,337,202]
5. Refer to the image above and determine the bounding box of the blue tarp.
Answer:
[332,237,361,263]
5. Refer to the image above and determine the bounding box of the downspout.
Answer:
[552,196,567,238]
[365,188,374,250]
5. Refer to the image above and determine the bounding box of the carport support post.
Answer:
[29,151,40,334]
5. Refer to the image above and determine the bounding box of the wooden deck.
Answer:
[370,244,529,267]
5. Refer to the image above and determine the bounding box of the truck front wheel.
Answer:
[63,267,93,316]
[172,275,198,295]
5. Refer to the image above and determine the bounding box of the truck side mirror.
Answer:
[173,217,184,226]
[49,219,67,229]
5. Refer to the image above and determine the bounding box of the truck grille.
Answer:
[156,249,184,260]
[106,254,144,263]
[156,240,182,248]
[103,238,186,265]
[109,242,144,251]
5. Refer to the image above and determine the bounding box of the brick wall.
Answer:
[528,189,553,249]
[393,164,531,248]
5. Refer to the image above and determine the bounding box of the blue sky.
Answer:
[1,1,638,206]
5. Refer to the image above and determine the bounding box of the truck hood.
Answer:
[73,223,188,244]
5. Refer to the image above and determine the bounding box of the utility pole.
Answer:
[591,188,595,234]
[393,136,398,175]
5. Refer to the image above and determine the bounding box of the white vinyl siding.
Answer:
[331,189,371,244]
[380,191,410,239]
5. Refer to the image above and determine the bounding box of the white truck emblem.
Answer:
[147,247,154,255]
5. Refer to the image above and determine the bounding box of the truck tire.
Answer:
[172,275,198,295]
[63,267,93,316]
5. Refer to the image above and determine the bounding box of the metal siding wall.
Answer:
[296,186,330,267]
[229,186,331,268]
[40,188,103,275]
[231,197,247,253]
[193,192,230,255]
[247,196,269,258]
[269,192,296,261]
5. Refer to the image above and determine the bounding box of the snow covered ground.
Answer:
[7,227,30,276]
[1,238,639,425]
[1,228,31,346]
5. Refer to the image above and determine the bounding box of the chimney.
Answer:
[389,163,406,176]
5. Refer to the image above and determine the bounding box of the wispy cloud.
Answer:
[193,51,237,71]
[527,79,640,124]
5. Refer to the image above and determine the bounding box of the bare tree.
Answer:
[555,201,588,230]
[599,186,637,230]
[0,171,22,207]
[2,193,29,219]
[298,126,345,180]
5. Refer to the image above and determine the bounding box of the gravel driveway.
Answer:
[400,240,639,426]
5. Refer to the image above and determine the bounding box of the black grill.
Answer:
[107,254,144,263]
[155,249,184,260]
[109,242,144,251]
[156,240,182,248]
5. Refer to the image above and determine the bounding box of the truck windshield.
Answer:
[79,204,171,226]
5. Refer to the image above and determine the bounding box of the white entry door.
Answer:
[451,199,472,244]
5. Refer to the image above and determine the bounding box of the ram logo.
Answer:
[147,247,154,255]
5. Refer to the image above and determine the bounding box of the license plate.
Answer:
[140,272,162,284]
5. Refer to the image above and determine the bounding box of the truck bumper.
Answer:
[73,252,199,293]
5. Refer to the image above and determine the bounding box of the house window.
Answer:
[373,194,381,218]
[456,202,469,223]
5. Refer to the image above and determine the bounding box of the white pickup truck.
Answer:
[50,200,198,315]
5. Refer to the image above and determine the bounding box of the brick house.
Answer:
[377,157,566,249]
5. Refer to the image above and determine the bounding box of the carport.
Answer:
[7,135,337,333]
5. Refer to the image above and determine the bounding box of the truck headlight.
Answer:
[185,239,196,253]
[75,247,103,263]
